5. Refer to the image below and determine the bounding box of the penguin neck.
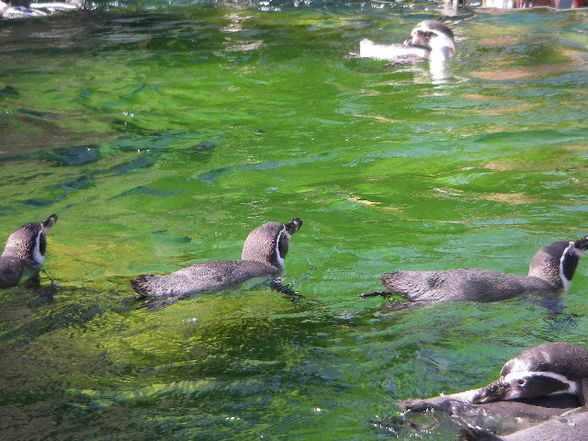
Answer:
[241,257,282,275]
[527,241,581,290]
[559,244,579,289]
[241,227,289,272]
[240,248,283,272]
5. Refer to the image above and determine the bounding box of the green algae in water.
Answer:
[0,4,587,441]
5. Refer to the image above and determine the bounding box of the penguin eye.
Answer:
[417,30,434,40]
[516,379,526,386]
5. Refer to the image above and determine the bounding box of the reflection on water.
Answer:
[0,2,587,441]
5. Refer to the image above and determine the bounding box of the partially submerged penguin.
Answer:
[361,235,588,306]
[0,0,81,18]
[358,20,456,63]
[403,342,588,412]
[466,342,588,406]
[0,214,58,288]
[132,218,302,309]
[395,343,588,439]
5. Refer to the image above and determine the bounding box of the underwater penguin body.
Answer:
[461,408,588,441]
[132,218,302,307]
[361,235,588,305]
[0,214,58,288]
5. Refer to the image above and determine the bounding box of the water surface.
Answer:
[0,2,587,440]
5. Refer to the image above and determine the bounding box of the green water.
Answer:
[0,3,587,440]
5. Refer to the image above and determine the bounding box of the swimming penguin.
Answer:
[469,342,588,406]
[0,214,58,289]
[361,235,588,305]
[131,218,302,309]
[403,342,588,412]
[0,0,81,18]
[358,20,456,63]
[375,394,580,440]
[396,343,588,439]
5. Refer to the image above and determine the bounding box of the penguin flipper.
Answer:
[270,278,300,296]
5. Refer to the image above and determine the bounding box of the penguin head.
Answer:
[472,370,577,404]
[407,20,456,59]
[2,214,58,265]
[241,218,303,270]
[528,235,587,289]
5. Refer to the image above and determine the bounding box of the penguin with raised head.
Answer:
[361,235,588,305]
[358,20,456,63]
[0,214,58,288]
[132,218,303,309]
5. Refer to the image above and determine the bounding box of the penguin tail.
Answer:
[131,274,163,297]
[381,271,430,299]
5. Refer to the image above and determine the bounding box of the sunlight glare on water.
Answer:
[0,2,587,440]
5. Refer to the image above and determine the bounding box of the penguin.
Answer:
[361,235,588,305]
[397,343,588,439]
[358,20,456,63]
[469,342,588,406]
[131,218,302,309]
[376,394,580,440]
[0,214,58,289]
[0,0,81,18]
[403,343,588,412]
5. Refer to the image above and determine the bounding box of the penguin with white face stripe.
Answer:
[0,214,58,288]
[132,218,303,309]
[402,342,588,417]
[470,342,588,406]
[361,235,588,304]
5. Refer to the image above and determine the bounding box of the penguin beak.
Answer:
[285,218,303,235]
[408,30,426,47]
[42,214,58,229]
[574,235,588,251]
[471,380,511,404]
